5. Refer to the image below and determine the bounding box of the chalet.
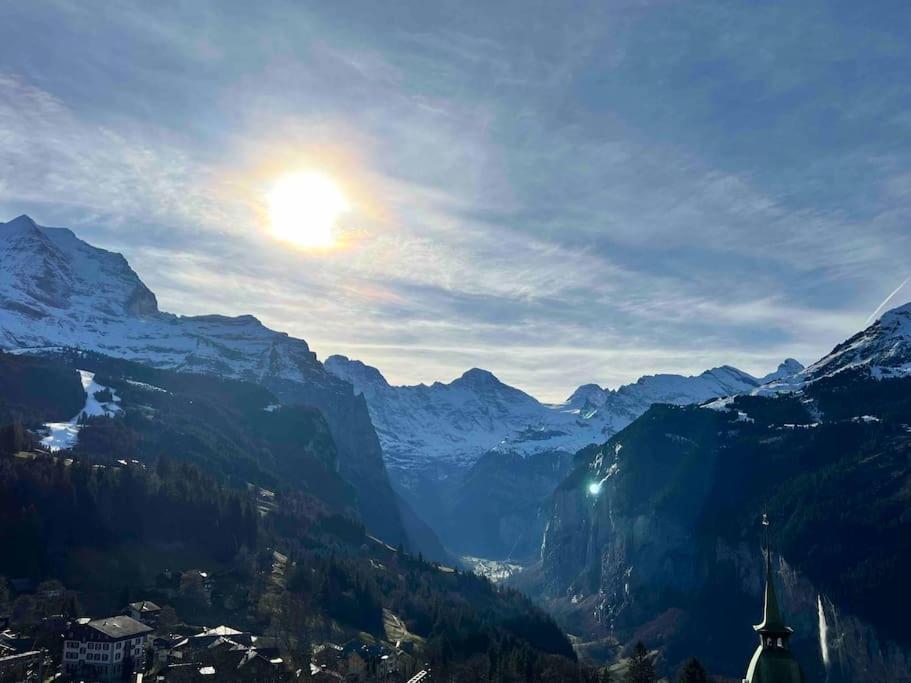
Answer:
[127,600,162,628]
[62,615,152,681]
[152,632,190,667]
[0,630,32,655]
[170,631,285,682]
[0,649,45,682]
[190,625,253,649]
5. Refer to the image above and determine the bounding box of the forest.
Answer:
[0,351,610,681]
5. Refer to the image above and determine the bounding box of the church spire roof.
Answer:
[754,517,791,636]
[742,513,806,683]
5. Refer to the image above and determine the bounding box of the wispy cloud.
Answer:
[2,0,911,401]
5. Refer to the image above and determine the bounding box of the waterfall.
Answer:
[817,594,830,670]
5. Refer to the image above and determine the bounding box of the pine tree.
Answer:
[677,657,709,683]
[625,641,656,683]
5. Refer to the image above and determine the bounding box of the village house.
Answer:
[127,600,162,629]
[158,625,285,681]
[62,615,152,681]
[0,648,45,683]
[151,632,190,669]
[189,625,253,650]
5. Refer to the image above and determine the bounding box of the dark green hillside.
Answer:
[541,376,911,680]
[0,351,85,425]
[2,350,358,513]
[0,455,258,582]
[807,369,911,422]
[0,350,592,681]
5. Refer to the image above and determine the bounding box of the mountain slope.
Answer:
[325,355,804,475]
[530,306,911,682]
[325,354,803,559]
[804,302,911,382]
[0,215,410,548]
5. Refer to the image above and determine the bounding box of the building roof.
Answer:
[153,633,189,649]
[128,600,161,613]
[744,645,807,683]
[194,625,244,638]
[87,615,153,639]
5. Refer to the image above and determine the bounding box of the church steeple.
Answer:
[754,514,791,638]
[742,513,807,683]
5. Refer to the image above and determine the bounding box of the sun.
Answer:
[267,171,349,249]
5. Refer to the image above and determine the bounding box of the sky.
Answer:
[2,1,911,401]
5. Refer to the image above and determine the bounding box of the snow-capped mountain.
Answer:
[803,302,911,382]
[744,304,911,399]
[325,357,547,470]
[0,215,411,547]
[0,215,329,385]
[325,354,805,476]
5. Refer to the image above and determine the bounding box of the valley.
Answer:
[1,215,910,682]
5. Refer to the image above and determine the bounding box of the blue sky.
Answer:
[2,0,911,400]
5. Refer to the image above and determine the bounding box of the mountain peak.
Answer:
[2,214,40,233]
[457,368,501,386]
[878,299,911,325]
[566,383,609,408]
[799,299,911,384]
[325,355,390,392]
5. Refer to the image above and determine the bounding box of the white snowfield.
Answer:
[40,370,121,451]
[325,355,806,475]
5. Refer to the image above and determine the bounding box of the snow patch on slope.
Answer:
[41,370,121,451]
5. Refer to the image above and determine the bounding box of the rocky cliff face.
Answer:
[0,215,409,547]
[533,384,911,681]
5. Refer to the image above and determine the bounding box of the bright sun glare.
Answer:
[268,171,349,249]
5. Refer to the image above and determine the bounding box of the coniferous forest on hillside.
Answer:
[0,351,604,682]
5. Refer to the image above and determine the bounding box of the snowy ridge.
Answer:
[802,302,911,382]
[747,303,911,398]
[325,355,804,475]
[0,215,329,388]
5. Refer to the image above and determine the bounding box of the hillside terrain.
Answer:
[0,351,592,681]
[524,307,911,681]
[327,354,803,559]
[0,214,433,556]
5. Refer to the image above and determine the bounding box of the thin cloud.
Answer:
[2,1,911,401]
